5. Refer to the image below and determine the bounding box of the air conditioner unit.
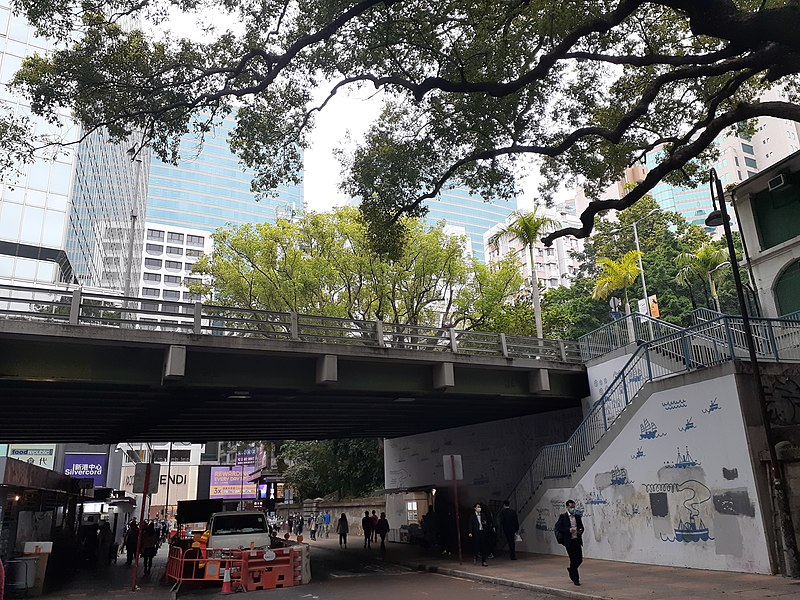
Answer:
[768,173,787,192]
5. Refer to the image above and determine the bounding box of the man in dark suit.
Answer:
[467,502,490,566]
[555,500,584,585]
[499,500,520,560]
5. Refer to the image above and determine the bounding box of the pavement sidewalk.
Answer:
[305,535,800,600]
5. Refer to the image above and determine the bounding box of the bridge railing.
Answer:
[0,283,582,363]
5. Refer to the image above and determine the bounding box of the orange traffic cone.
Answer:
[221,567,233,594]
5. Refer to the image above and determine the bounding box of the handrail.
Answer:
[0,282,582,363]
[691,307,725,324]
[510,313,800,518]
[578,313,683,361]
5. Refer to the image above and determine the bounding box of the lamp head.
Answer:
[705,210,728,228]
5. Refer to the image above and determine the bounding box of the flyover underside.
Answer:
[0,325,588,443]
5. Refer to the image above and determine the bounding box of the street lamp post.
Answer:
[706,169,799,577]
[612,208,660,317]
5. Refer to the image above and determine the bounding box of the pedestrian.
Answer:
[555,500,584,586]
[316,512,324,539]
[336,513,349,548]
[370,510,379,542]
[467,502,489,566]
[484,505,497,558]
[309,513,318,540]
[323,510,331,538]
[124,519,139,566]
[375,512,390,552]
[98,522,113,566]
[288,514,294,534]
[153,519,163,547]
[499,500,520,560]
[297,514,304,535]
[361,511,373,548]
[141,522,158,575]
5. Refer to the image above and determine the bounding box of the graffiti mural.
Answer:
[522,374,771,573]
[763,367,800,426]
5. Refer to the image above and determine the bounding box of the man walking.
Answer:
[375,512,390,552]
[555,500,584,586]
[323,510,331,538]
[499,500,520,560]
[467,502,489,566]
[361,511,373,548]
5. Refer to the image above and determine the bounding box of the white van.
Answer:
[207,511,271,550]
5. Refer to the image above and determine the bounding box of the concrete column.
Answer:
[316,355,338,384]
[433,362,455,390]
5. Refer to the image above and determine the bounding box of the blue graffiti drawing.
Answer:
[665,446,701,469]
[701,398,721,414]
[640,418,667,439]
[586,489,608,505]
[631,447,645,460]
[660,480,714,543]
[628,368,643,384]
[610,465,633,485]
[662,399,687,411]
[678,418,696,432]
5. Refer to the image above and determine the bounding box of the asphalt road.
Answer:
[240,544,562,600]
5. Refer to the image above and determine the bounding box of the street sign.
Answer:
[133,463,160,494]
[443,454,463,481]
[609,297,622,311]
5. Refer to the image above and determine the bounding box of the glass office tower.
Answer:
[0,3,143,288]
[145,114,305,230]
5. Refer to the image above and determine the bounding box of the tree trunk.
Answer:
[528,245,543,338]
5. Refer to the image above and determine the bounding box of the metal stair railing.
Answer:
[510,314,800,519]
[578,313,684,361]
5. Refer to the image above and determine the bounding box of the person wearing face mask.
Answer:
[555,500,584,585]
[467,502,489,566]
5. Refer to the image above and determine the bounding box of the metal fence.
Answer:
[578,313,683,361]
[511,313,800,518]
[0,282,582,363]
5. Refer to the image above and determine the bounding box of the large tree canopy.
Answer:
[6,0,800,254]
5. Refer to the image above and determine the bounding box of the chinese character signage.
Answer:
[64,453,107,486]
[210,466,256,499]
[9,444,57,470]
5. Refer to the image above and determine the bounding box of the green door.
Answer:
[775,260,800,316]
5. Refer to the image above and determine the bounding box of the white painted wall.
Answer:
[586,352,636,410]
[384,408,582,508]
[521,374,772,574]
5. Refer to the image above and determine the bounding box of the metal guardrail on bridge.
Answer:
[511,313,800,518]
[0,283,581,363]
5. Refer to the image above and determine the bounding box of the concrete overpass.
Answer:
[0,284,588,443]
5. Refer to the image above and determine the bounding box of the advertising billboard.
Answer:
[63,453,108,486]
[210,466,257,499]
[9,444,57,470]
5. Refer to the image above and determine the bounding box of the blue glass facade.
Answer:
[145,116,304,230]
[1,2,141,288]
[425,187,516,262]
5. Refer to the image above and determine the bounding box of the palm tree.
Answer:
[488,208,558,338]
[592,250,643,315]
[675,243,729,312]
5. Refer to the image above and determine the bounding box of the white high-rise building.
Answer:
[138,222,214,325]
[484,205,584,292]
[750,88,800,170]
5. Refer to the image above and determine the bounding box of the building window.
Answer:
[171,450,192,462]
[163,290,180,300]
[163,304,180,314]
[406,501,418,523]
[165,260,182,270]
[144,258,162,269]
[744,157,757,169]
[186,249,204,258]
[166,246,183,256]
[186,234,205,247]
[747,171,758,178]
[183,292,201,302]
[143,272,161,283]
[167,232,184,244]
[147,229,165,241]
[142,287,160,297]
[146,243,163,254]
[184,277,201,286]
[734,156,739,167]
[164,274,182,285]
[152,450,168,462]
[140,301,160,312]
[741,143,755,155]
